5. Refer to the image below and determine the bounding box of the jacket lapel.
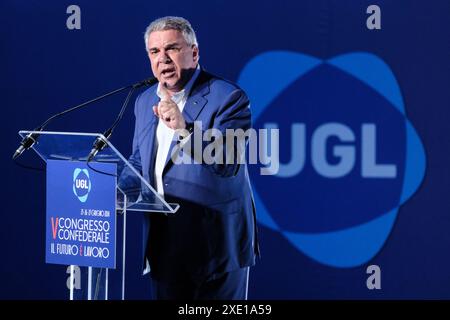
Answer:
[145,92,160,187]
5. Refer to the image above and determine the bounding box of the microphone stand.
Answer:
[12,78,157,160]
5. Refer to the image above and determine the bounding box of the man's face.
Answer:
[147,29,199,94]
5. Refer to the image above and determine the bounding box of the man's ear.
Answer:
[192,45,199,62]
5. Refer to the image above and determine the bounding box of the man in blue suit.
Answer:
[122,16,259,300]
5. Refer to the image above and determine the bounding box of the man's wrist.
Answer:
[184,121,194,134]
[177,121,194,141]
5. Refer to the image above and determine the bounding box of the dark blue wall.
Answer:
[2,0,450,299]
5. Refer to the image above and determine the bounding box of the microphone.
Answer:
[87,129,112,162]
[12,129,42,160]
[12,77,158,160]
[133,77,159,89]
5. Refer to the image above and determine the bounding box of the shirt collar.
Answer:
[156,64,201,104]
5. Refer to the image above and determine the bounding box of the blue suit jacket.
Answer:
[120,70,259,283]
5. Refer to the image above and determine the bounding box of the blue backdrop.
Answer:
[2,0,450,299]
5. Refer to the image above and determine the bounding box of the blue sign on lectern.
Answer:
[46,160,117,269]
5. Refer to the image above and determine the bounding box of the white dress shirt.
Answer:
[154,65,201,196]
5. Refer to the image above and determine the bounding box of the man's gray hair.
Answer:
[144,16,198,50]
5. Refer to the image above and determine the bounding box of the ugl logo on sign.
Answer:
[73,168,91,203]
[238,51,426,267]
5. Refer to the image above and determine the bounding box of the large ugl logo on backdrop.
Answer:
[238,51,426,267]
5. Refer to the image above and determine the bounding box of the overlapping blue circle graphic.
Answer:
[238,51,426,267]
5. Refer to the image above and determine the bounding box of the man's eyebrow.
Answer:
[164,42,181,48]
[148,42,181,52]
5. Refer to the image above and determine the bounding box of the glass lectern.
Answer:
[18,130,179,300]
